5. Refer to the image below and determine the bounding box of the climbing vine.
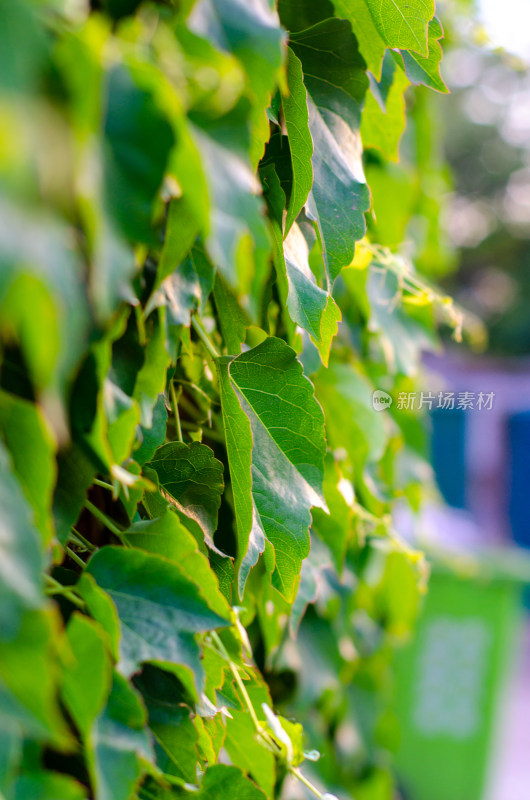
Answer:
[0,1,457,799]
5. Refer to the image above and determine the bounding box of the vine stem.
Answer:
[210,635,324,800]
[210,631,263,733]
[93,478,114,491]
[191,315,220,360]
[84,500,124,539]
[71,528,96,552]
[44,575,85,608]
[289,768,323,799]
[170,381,184,443]
[65,546,86,570]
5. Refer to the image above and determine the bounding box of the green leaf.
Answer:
[103,65,175,243]
[0,610,70,747]
[62,613,112,739]
[0,197,91,396]
[361,54,410,161]
[0,439,43,639]
[189,0,284,111]
[315,360,387,475]
[148,244,215,327]
[155,197,201,287]
[188,765,267,800]
[86,546,229,686]
[224,710,275,795]
[189,0,285,167]
[217,337,327,600]
[396,17,448,94]
[133,311,171,428]
[0,390,56,544]
[190,102,271,315]
[124,510,231,618]
[11,772,88,800]
[53,445,96,546]
[147,442,224,552]
[331,0,386,79]
[92,671,153,800]
[77,573,121,662]
[134,666,199,783]
[281,221,341,362]
[363,0,434,56]
[283,48,313,234]
[134,395,168,466]
[214,274,249,355]
[312,455,355,573]
[278,0,334,32]
[290,20,370,287]
[0,0,48,94]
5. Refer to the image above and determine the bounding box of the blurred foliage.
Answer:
[0,2,460,800]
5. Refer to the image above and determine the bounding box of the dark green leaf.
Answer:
[0,440,43,638]
[91,671,153,800]
[283,48,313,234]
[11,772,88,800]
[86,546,229,686]
[290,20,370,287]
[104,65,175,243]
[62,613,112,739]
[147,442,224,552]
[396,17,448,94]
[124,510,231,618]
[217,337,327,600]
[0,390,56,544]
[364,0,434,56]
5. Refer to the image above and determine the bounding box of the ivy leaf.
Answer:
[363,0,434,56]
[283,48,313,234]
[155,197,201,288]
[315,361,387,477]
[86,546,229,687]
[134,666,199,783]
[213,273,249,355]
[217,337,327,600]
[133,310,171,428]
[361,54,410,161]
[62,613,112,740]
[190,102,271,315]
[281,221,341,364]
[92,671,153,800]
[312,455,355,573]
[331,0,386,79]
[224,710,275,795]
[396,17,448,94]
[77,573,121,662]
[0,196,90,397]
[10,772,88,800]
[189,0,285,168]
[147,442,224,552]
[0,610,71,747]
[0,390,56,545]
[148,244,215,327]
[124,510,231,618]
[0,440,43,638]
[188,0,285,113]
[189,765,267,800]
[290,20,370,287]
[134,395,168,467]
[103,65,175,244]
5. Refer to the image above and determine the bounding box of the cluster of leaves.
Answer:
[0,1,457,799]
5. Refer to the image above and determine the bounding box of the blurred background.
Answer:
[390,1,530,798]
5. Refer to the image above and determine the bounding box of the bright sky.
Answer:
[479,0,530,60]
